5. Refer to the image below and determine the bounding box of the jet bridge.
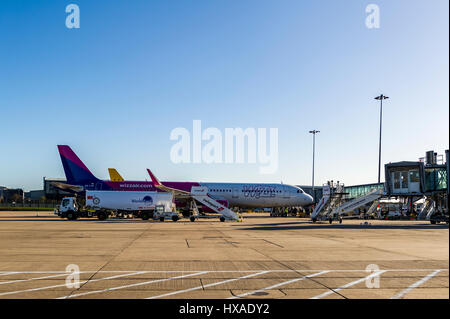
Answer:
[384,150,448,222]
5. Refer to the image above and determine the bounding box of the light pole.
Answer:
[309,130,320,202]
[374,94,389,184]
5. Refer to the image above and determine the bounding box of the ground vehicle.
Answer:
[153,204,179,222]
[54,197,94,220]
[55,191,175,221]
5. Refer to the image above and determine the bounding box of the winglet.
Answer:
[147,168,162,186]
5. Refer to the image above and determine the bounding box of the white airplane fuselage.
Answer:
[200,182,313,208]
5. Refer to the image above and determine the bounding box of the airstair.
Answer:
[190,186,241,221]
[366,200,380,219]
[329,189,384,221]
[417,198,434,220]
[311,182,384,223]
[311,181,346,222]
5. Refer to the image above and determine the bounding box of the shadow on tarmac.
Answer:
[235,222,449,231]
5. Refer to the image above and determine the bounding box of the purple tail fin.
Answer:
[57,145,100,185]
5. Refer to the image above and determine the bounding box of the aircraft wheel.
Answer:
[328,218,333,224]
[430,220,436,224]
[159,217,165,222]
[190,216,196,222]
[141,212,149,220]
[172,215,179,222]
[312,218,317,223]
[339,218,343,224]
[220,216,225,222]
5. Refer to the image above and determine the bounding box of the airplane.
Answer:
[57,145,314,213]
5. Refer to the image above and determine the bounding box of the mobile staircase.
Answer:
[311,181,346,223]
[417,198,434,220]
[190,186,241,222]
[327,189,384,223]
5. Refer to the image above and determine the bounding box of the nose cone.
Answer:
[304,193,314,205]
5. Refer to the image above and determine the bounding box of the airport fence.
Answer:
[0,200,58,210]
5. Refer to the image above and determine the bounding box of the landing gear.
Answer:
[220,216,226,222]
[328,218,333,224]
[190,216,196,222]
[172,215,179,222]
[312,218,317,223]
[339,218,343,224]
[159,217,165,222]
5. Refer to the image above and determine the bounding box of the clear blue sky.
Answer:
[0,0,448,191]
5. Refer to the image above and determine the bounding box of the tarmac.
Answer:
[0,211,448,299]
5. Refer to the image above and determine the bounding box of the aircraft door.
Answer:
[232,188,239,198]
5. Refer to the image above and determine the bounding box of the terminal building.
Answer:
[0,186,24,203]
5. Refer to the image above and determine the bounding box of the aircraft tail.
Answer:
[108,168,124,181]
[57,145,100,185]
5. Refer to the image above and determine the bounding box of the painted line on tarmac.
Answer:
[0,271,148,297]
[390,269,442,299]
[0,272,84,285]
[0,268,445,274]
[310,270,387,299]
[146,271,270,299]
[229,270,331,299]
[0,272,21,277]
[58,271,209,299]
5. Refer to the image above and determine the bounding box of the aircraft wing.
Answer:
[146,169,190,195]
[146,169,240,221]
[50,182,84,193]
